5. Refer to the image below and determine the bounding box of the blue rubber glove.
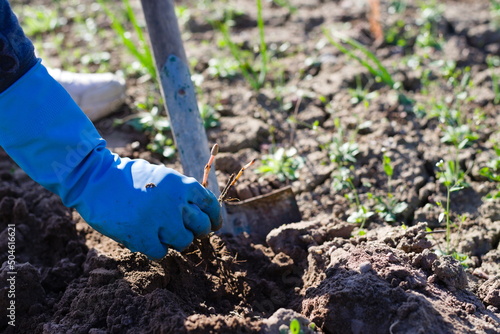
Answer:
[0,62,221,259]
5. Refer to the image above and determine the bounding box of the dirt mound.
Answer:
[1,153,499,333]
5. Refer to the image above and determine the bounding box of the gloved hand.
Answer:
[0,62,221,259]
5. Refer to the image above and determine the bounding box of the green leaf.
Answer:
[383,154,393,177]
[450,185,465,192]
[289,318,301,334]
[393,201,408,214]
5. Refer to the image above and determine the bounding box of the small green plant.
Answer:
[479,144,500,199]
[385,19,412,48]
[327,119,372,233]
[424,84,478,149]
[432,60,473,92]
[289,318,301,334]
[388,0,407,14]
[207,57,240,79]
[348,76,379,107]
[175,5,192,28]
[272,0,297,15]
[17,5,64,36]
[212,0,269,90]
[372,154,408,222]
[117,105,175,158]
[435,159,469,254]
[415,0,445,50]
[327,118,360,166]
[427,100,461,126]
[97,0,156,79]
[487,55,500,104]
[491,0,500,28]
[348,205,375,228]
[324,30,412,105]
[331,167,374,232]
[198,102,221,129]
[256,147,304,182]
[480,146,500,182]
[323,30,395,88]
[440,124,478,148]
[280,317,317,334]
[425,226,469,267]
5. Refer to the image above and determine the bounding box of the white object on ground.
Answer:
[48,68,126,121]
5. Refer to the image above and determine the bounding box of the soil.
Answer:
[2,0,500,333]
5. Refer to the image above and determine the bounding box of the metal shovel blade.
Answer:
[224,186,301,242]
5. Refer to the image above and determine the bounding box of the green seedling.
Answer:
[373,154,408,222]
[436,159,469,254]
[207,57,240,79]
[432,60,473,92]
[327,118,360,166]
[479,144,500,199]
[198,102,221,129]
[487,55,500,104]
[148,133,176,159]
[97,0,156,79]
[256,147,304,182]
[280,317,316,333]
[212,0,269,90]
[415,0,444,50]
[348,205,375,228]
[324,30,396,89]
[480,146,500,182]
[440,124,478,149]
[491,0,500,27]
[272,0,297,15]
[427,100,461,126]
[451,251,470,268]
[385,19,412,48]
[348,76,379,107]
[331,167,374,233]
[424,83,478,149]
[388,0,407,14]
[289,318,301,334]
[329,140,359,166]
[120,105,170,133]
[175,5,192,29]
[116,105,175,158]
[327,119,372,232]
[426,226,469,267]
[324,30,412,105]
[17,5,64,36]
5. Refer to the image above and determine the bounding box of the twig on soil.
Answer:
[218,159,256,202]
[202,144,219,188]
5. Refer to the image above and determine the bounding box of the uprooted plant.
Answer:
[190,144,256,295]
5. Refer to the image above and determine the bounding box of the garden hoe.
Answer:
[139,0,301,242]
